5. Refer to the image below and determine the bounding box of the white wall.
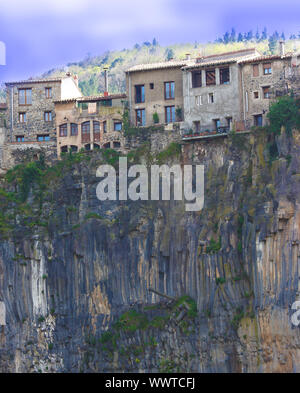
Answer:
[61,77,82,100]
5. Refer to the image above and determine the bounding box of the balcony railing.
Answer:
[182,126,230,138]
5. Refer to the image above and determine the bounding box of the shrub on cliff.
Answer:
[267,94,300,135]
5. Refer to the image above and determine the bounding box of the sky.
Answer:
[0,0,300,82]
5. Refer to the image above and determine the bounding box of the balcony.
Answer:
[182,126,230,140]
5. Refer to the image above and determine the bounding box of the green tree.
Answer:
[267,95,300,135]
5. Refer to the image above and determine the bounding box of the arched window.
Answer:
[113,141,121,148]
[81,121,90,143]
[71,123,78,136]
[103,142,110,149]
[61,145,68,153]
[70,145,78,152]
[59,124,67,137]
[93,121,100,142]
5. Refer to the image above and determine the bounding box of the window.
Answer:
[135,85,145,103]
[195,95,202,106]
[113,141,121,148]
[254,114,263,127]
[61,146,68,153]
[18,88,32,105]
[59,124,67,137]
[253,64,259,77]
[37,134,50,142]
[220,67,230,84]
[93,121,100,133]
[136,109,145,126]
[254,91,259,99]
[114,122,122,131]
[208,93,214,104]
[165,106,175,123]
[81,121,90,142]
[263,86,271,99]
[103,121,107,133]
[193,121,200,132]
[79,102,88,110]
[45,87,52,98]
[214,119,221,130]
[19,112,26,123]
[206,69,216,86]
[16,135,24,142]
[71,123,78,136]
[150,83,154,89]
[226,117,233,129]
[44,111,52,122]
[164,82,175,99]
[263,63,272,75]
[192,71,202,88]
[93,121,100,142]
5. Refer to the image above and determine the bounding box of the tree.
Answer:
[246,30,253,41]
[223,31,230,44]
[237,32,243,42]
[164,48,174,61]
[230,28,236,42]
[261,27,267,41]
[267,95,300,135]
[268,35,277,54]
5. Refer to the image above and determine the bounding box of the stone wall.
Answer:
[127,67,184,127]
[182,63,242,130]
[6,81,61,143]
[241,58,291,128]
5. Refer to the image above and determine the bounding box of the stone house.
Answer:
[54,94,126,156]
[240,43,300,128]
[182,48,260,134]
[126,57,192,128]
[3,74,82,168]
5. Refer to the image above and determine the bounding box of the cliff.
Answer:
[1,128,300,373]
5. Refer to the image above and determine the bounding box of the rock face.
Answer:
[1,129,300,373]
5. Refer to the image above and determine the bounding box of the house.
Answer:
[240,42,300,128]
[181,48,261,134]
[2,73,82,168]
[54,93,126,156]
[5,73,82,145]
[126,56,193,128]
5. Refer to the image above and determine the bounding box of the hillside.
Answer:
[42,38,300,97]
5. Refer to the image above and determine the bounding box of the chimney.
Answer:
[104,67,109,96]
[185,53,191,61]
[279,40,285,57]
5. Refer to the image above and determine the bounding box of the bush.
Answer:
[267,94,300,135]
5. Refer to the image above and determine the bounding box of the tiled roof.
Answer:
[126,60,192,73]
[77,94,126,102]
[5,77,63,86]
[183,49,261,70]
[238,53,294,64]
[54,93,126,104]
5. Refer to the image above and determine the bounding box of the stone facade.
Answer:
[55,94,126,156]
[240,55,297,128]
[126,59,191,128]
[4,75,81,167]
[182,49,260,132]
